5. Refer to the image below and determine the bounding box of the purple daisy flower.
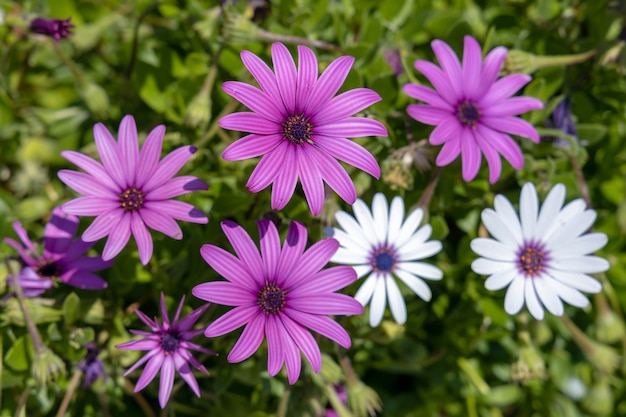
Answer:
[58,115,208,265]
[192,220,363,384]
[116,293,215,408]
[29,17,74,42]
[404,36,544,183]
[219,42,388,216]
[4,207,111,297]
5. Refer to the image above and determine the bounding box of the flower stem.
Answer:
[416,166,442,210]
[568,153,591,208]
[53,42,86,86]
[534,49,597,70]
[14,387,31,417]
[560,315,594,353]
[55,368,83,417]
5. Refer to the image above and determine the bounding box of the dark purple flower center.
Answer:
[37,259,62,278]
[517,243,547,277]
[282,114,312,145]
[258,283,286,314]
[160,332,180,354]
[371,247,396,273]
[119,187,145,211]
[456,101,480,127]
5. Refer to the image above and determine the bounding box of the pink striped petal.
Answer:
[191,281,256,306]
[406,104,450,125]
[142,146,198,192]
[481,46,507,90]
[481,97,543,117]
[290,266,356,296]
[246,141,288,192]
[304,56,354,114]
[281,324,302,384]
[143,200,207,224]
[62,271,108,289]
[146,176,207,200]
[58,170,118,197]
[222,81,283,122]
[158,356,175,408]
[429,116,462,145]
[219,112,281,134]
[480,74,532,105]
[296,45,318,113]
[119,115,139,187]
[272,43,298,115]
[222,133,283,161]
[314,117,387,138]
[131,212,153,265]
[481,116,540,142]
[258,220,281,280]
[93,122,126,188]
[173,352,200,397]
[221,220,264,284]
[435,135,461,166]
[297,147,325,216]
[136,125,166,189]
[460,128,482,182]
[307,145,356,204]
[203,305,259,337]
[312,88,383,123]
[82,210,122,242]
[43,207,78,255]
[265,315,285,376]
[102,213,131,260]
[462,36,482,100]
[227,313,265,363]
[479,125,524,170]
[281,314,321,372]
[199,244,258,291]
[312,135,380,179]
[283,307,352,348]
[139,207,182,239]
[432,39,463,98]
[413,60,457,105]
[241,50,285,116]
[285,237,339,288]
[473,128,502,184]
[270,144,299,210]
[290,293,363,315]
[276,221,308,283]
[402,84,453,110]
[60,151,120,191]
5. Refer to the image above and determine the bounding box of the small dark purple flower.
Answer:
[4,207,111,297]
[78,343,106,387]
[29,17,74,42]
[383,48,403,76]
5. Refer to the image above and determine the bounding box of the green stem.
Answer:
[560,315,594,353]
[56,369,83,417]
[416,166,442,210]
[533,49,596,69]
[53,42,86,86]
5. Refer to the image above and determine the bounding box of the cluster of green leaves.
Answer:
[1,0,626,416]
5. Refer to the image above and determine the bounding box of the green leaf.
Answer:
[5,335,33,372]
[63,292,80,326]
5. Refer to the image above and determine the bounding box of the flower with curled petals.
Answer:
[219,42,387,215]
[471,183,610,320]
[4,207,111,297]
[58,115,208,265]
[116,293,215,408]
[404,36,543,183]
[326,193,443,327]
[192,220,363,384]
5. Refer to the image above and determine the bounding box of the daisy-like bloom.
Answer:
[116,293,215,408]
[219,42,388,216]
[4,207,111,297]
[58,115,208,265]
[404,35,544,183]
[470,183,610,320]
[192,220,363,384]
[326,193,443,327]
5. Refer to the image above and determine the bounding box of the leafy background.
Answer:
[1,0,626,416]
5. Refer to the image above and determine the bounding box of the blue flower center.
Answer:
[119,186,145,211]
[371,247,396,273]
[518,245,546,277]
[258,283,286,314]
[456,101,480,126]
[37,259,62,278]
[160,332,180,354]
[282,114,312,145]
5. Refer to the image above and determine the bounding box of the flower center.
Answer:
[282,114,312,145]
[119,186,145,211]
[258,283,286,314]
[456,101,480,127]
[160,332,180,354]
[518,244,546,277]
[37,259,62,278]
[371,247,396,273]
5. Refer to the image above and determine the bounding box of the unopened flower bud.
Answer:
[29,17,74,43]
[32,346,66,385]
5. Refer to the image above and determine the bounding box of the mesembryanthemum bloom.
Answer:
[471,183,610,320]
[326,193,443,327]
[116,293,215,408]
[4,207,111,296]
[192,220,363,384]
[404,35,544,183]
[219,42,388,216]
[58,115,208,265]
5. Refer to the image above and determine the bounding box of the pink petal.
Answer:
[481,46,507,90]
[481,97,544,117]
[314,117,387,138]
[240,50,285,117]
[142,146,198,193]
[429,116,462,145]
[461,36,483,100]
[480,74,532,105]
[131,212,153,265]
[472,128,502,184]
[246,141,288,193]
[138,207,182,239]
[272,42,298,115]
[119,115,139,187]
[62,270,108,289]
[312,135,380,179]
[282,328,302,384]
[435,135,461,166]
[258,220,281,280]
[221,220,264,284]
[402,84,453,110]
[413,60,458,105]
[158,356,175,408]
[134,353,164,392]
[60,151,120,191]
[406,104,451,125]
[281,314,321,373]
[276,221,308,283]
[173,352,201,397]
[460,128,482,182]
[480,116,540,142]
[82,210,122,242]
[143,200,207,224]
[480,127,524,169]
[116,338,159,351]
[284,237,339,288]
[136,125,166,189]
[297,147,325,215]
[270,144,299,211]
[305,144,356,204]
[102,212,131,260]
[199,244,258,291]
[295,45,318,113]
[311,88,383,123]
[43,208,79,256]
[146,176,207,200]
[191,281,256,306]
[62,197,119,216]
[289,293,364,315]
[222,81,283,122]
[283,307,352,348]
[93,122,126,188]
[58,170,118,196]
[431,39,463,99]
[203,305,259,337]
[219,112,281,135]
[304,56,354,114]
[290,266,356,296]
[265,315,285,376]
[222,133,283,161]
[227,313,265,363]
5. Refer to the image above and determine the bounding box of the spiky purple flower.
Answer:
[404,36,544,183]
[4,207,111,297]
[219,42,388,216]
[29,17,74,42]
[192,220,363,384]
[116,293,215,408]
[58,115,208,265]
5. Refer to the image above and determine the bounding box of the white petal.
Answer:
[547,278,590,308]
[481,208,520,249]
[327,227,371,254]
[369,275,387,327]
[534,184,565,241]
[545,210,596,248]
[546,269,602,293]
[543,199,586,240]
[331,247,369,265]
[385,276,406,324]
[387,196,405,244]
[354,273,377,306]
[353,264,373,278]
[472,258,512,275]
[520,183,538,240]
[371,193,389,244]
[352,199,380,246]
[493,194,523,242]
[524,278,545,320]
[395,208,424,248]
[484,267,518,290]
[533,276,563,316]
[397,261,443,280]
[335,210,372,247]
[550,256,610,274]
[470,238,516,261]
[398,240,442,261]
[549,233,608,259]
[395,269,432,301]
[504,275,525,315]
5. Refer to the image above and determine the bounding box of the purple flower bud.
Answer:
[29,17,74,42]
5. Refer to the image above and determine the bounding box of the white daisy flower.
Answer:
[471,182,610,320]
[326,193,443,327]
